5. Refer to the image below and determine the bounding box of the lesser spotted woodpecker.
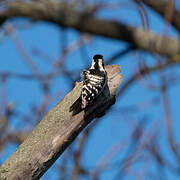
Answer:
[69,54,107,115]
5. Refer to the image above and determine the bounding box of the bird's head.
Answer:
[90,54,105,72]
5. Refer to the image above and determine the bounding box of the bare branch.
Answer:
[0,65,123,180]
[117,60,179,97]
[0,1,180,58]
[141,0,180,31]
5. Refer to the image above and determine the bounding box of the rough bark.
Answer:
[0,1,180,59]
[0,65,123,180]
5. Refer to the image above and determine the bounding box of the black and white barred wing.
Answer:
[81,71,107,108]
[70,69,107,115]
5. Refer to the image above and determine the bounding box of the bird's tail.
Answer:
[69,97,82,115]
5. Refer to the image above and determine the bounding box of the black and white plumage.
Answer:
[69,54,107,115]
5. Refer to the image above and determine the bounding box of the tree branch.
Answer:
[0,65,123,180]
[0,1,180,58]
[141,0,180,31]
[117,60,179,97]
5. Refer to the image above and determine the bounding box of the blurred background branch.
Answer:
[0,1,180,58]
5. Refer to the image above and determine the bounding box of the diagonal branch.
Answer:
[0,65,123,180]
[0,1,180,58]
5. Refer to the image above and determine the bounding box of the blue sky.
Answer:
[0,1,180,179]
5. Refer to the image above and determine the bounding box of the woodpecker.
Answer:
[69,54,107,115]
